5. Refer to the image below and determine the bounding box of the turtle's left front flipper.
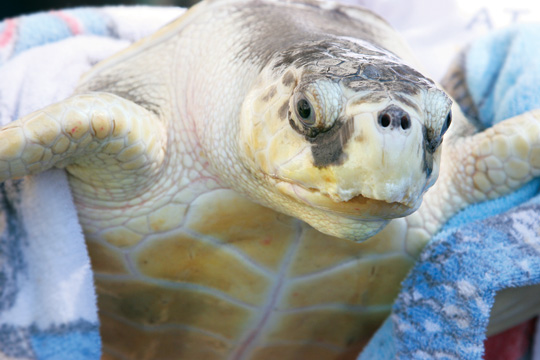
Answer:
[407,109,540,245]
[0,92,166,198]
[448,109,540,203]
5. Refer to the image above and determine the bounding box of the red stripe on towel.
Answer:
[0,19,17,47]
[484,318,536,360]
[51,11,82,35]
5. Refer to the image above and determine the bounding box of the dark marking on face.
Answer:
[392,65,435,86]
[273,42,333,70]
[362,64,397,82]
[362,64,382,80]
[262,85,277,101]
[289,116,303,134]
[424,124,443,154]
[282,70,296,87]
[349,91,387,107]
[384,81,420,96]
[309,117,354,167]
[278,101,289,121]
[426,137,442,154]
[393,93,420,114]
[345,78,420,95]
[421,125,433,178]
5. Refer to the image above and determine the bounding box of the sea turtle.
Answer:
[1,0,540,358]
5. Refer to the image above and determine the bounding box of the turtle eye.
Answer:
[289,82,341,137]
[295,98,316,127]
[440,111,452,137]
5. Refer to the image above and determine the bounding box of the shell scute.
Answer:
[86,240,130,275]
[184,189,298,270]
[133,232,271,305]
[284,254,412,308]
[266,308,387,349]
[100,313,230,360]
[97,279,252,340]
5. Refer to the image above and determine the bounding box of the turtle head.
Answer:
[238,37,452,242]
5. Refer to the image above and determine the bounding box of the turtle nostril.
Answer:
[380,114,391,128]
[377,105,411,132]
[400,115,410,130]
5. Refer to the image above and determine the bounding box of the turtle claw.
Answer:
[0,92,166,196]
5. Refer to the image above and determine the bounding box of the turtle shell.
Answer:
[91,189,414,359]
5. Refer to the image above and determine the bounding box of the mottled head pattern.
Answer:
[239,34,451,241]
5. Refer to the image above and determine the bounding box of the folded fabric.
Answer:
[358,24,540,360]
[0,7,182,360]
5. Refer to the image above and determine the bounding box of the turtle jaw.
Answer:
[274,177,420,221]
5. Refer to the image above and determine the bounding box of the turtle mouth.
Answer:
[273,178,417,220]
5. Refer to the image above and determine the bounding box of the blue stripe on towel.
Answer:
[13,10,111,58]
[30,321,101,360]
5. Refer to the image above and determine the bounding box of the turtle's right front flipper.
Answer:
[0,92,166,199]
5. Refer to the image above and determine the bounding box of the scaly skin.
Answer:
[404,109,540,253]
[0,0,539,359]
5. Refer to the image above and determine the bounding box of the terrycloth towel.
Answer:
[358,24,540,360]
[0,7,182,359]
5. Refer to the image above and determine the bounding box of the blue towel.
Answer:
[0,9,113,66]
[0,7,183,360]
[0,9,113,360]
[0,10,114,360]
[359,24,540,360]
